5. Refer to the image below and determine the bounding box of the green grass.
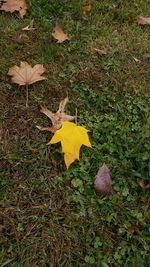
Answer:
[0,0,150,266]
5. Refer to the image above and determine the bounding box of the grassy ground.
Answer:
[0,0,150,266]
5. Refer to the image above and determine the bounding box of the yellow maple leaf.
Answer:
[64,153,79,169]
[48,121,91,168]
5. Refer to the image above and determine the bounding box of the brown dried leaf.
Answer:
[8,61,46,86]
[137,16,150,25]
[82,3,92,12]
[82,2,93,21]
[90,47,107,55]
[128,225,139,233]
[38,97,75,133]
[94,163,112,196]
[138,179,150,189]
[52,24,69,43]
[12,33,29,43]
[143,53,150,60]
[0,0,27,18]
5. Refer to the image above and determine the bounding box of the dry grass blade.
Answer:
[22,19,35,31]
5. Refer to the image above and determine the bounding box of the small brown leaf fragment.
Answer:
[138,179,150,189]
[12,33,29,43]
[143,53,150,60]
[8,61,46,86]
[90,47,107,55]
[38,97,75,133]
[94,163,112,196]
[137,16,150,25]
[0,0,27,18]
[82,3,92,12]
[52,24,69,43]
[82,3,92,21]
[128,225,139,233]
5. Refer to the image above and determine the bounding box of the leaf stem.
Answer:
[26,84,29,108]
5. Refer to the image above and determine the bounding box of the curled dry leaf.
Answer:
[37,97,75,133]
[0,0,27,18]
[138,179,150,189]
[8,61,46,86]
[94,163,112,196]
[137,16,150,25]
[127,225,139,233]
[52,24,69,43]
